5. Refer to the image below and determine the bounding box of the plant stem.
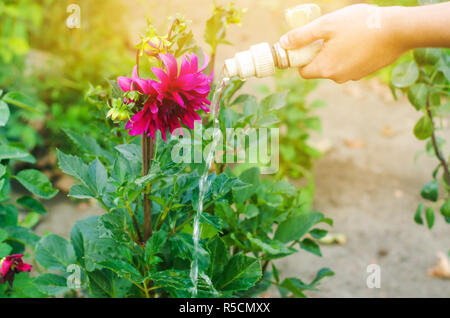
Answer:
[426,99,450,186]
[143,135,154,241]
[124,196,143,243]
[143,280,150,298]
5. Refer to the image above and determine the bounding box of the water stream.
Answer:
[190,72,229,297]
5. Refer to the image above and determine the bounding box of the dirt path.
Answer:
[271,80,450,297]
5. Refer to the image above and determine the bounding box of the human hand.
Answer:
[280,4,408,83]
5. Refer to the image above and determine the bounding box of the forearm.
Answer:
[387,2,450,50]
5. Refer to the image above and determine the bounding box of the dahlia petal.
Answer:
[1,259,13,277]
[171,91,185,108]
[159,53,178,79]
[179,55,191,77]
[151,67,169,87]
[117,76,133,92]
[198,51,210,73]
[16,262,31,272]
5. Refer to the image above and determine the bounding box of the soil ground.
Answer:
[34,0,450,297]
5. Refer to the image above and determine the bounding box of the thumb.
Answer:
[280,21,328,50]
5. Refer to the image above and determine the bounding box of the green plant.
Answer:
[25,3,333,298]
[390,47,450,228]
[0,90,58,297]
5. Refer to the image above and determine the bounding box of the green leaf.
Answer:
[272,263,279,283]
[57,150,90,187]
[149,270,193,295]
[413,115,433,140]
[234,167,260,204]
[300,238,322,256]
[35,234,76,271]
[275,211,325,243]
[0,100,10,126]
[69,184,96,199]
[145,230,167,265]
[407,84,428,111]
[0,205,18,227]
[310,267,335,285]
[425,207,435,229]
[0,164,5,178]
[414,203,424,225]
[87,158,107,196]
[4,226,40,248]
[99,259,144,283]
[420,180,439,202]
[115,144,141,162]
[34,273,71,296]
[2,91,38,113]
[216,254,262,291]
[243,204,259,218]
[0,145,34,163]
[261,91,288,111]
[15,169,58,199]
[63,129,113,163]
[70,216,120,272]
[391,61,419,88]
[16,196,47,214]
[20,212,40,229]
[0,228,8,242]
[247,233,296,259]
[87,269,132,298]
[206,236,229,281]
[413,48,441,66]
[309,228,328,239]
[257,114,280,127]
[0,242,12,258]
[280,277,311,297]
[440,198,450,217]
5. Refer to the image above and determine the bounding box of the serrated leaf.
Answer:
[69,184,96,199]
[206,236,229,281]
[216,254,262,291]
[57,150,90,188]
[87,158,107,196]
[99,259,144,283]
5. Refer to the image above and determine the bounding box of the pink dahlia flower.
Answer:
[0,254,32,286]
[118,52,212,141]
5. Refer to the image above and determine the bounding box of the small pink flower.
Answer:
[0,254,32,287]
[118,52,212,141]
